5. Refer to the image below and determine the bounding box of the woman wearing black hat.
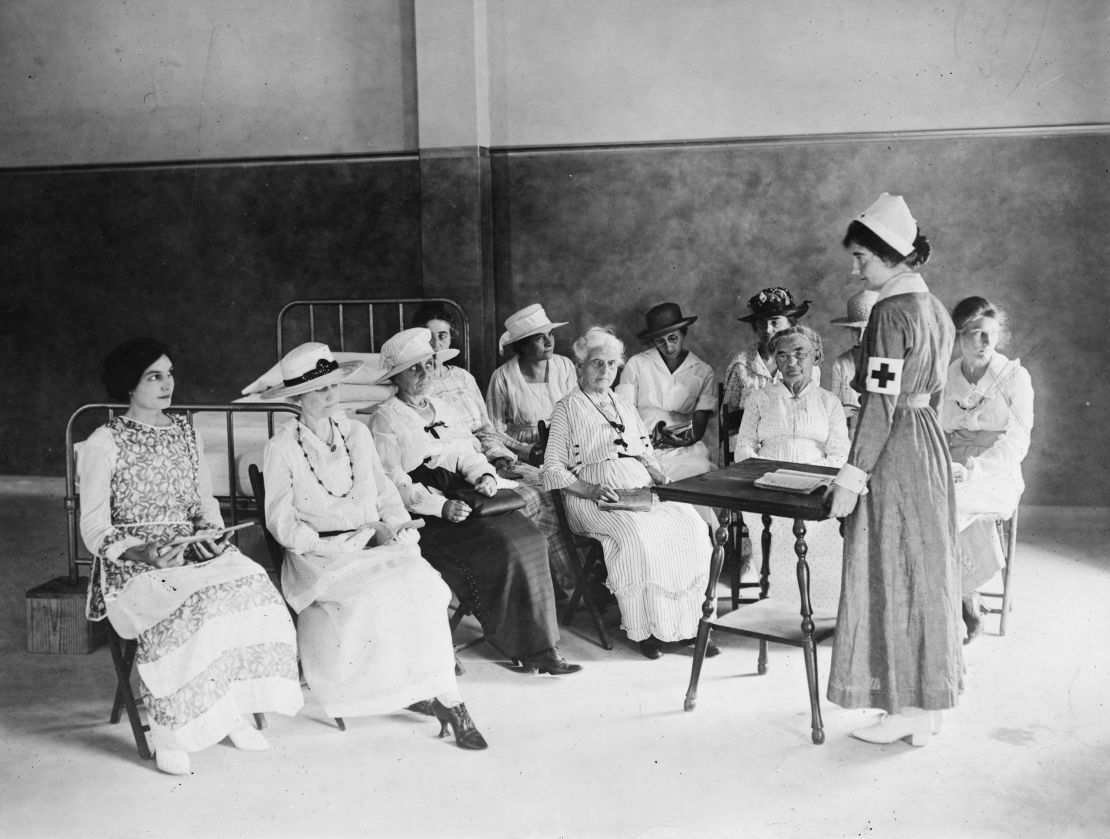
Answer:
[722,287,816,457]
[615,302,716,483]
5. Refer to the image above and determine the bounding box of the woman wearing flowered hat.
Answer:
[721,287,818,456]
[825,193,960,747]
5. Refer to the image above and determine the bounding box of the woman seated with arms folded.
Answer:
[78,338,303,776]
[615,302,716,483]
[541,326,714,660]
[261,342,486,750]
[941,296,1034,644]
[369,328,582,677]
[411,303,576,595]
[486,304,577,465]
[734,326,850,612]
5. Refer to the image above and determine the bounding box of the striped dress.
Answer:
[78,415,302,752]
[541,387,710,643]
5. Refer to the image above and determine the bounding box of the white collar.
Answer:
[875,271,929,303]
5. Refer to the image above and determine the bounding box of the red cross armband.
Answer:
[865,356,904,396]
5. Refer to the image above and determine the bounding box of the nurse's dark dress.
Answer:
[827,272,963,714]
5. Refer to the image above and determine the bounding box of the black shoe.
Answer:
[679,637,720,657]
[639,636,664,660]
[519,646,583,675]
[430,699,488,751]
[406,700,435,716]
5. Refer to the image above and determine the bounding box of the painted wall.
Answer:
[487,0,1110,146]
[0,0,416,167]
[491,133,1110,507]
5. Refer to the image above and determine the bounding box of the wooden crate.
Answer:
[26,576,106,654]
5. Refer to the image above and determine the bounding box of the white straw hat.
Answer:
[371,327,459,383]
[498,304,568,355]
[261,343,363,400]
[831,289,879,328]
[856,193,918,257]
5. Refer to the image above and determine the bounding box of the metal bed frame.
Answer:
[276,297,471,368]
[63,402,300,585]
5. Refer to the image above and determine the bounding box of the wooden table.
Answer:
[653,457,840,744]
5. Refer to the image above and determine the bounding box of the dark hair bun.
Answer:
[908,233,932,267]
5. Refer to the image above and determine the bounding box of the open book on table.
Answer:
[753,469,833,494]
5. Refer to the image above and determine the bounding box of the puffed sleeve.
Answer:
[78,428,143,562]
[369,407,449,518]
[540,398,577,490]
[833,304,905,493]
[362,430,420,545]
[965,364,1034,482]
[733,391,764,462]
[262,434,323,556]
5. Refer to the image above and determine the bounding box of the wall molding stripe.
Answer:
[489,123,1110,158]
[0,150,420,177]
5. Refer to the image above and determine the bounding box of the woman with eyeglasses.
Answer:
[541,326,713,660]
[941,296,1034,644]
[733,325,850,612]
[615,302,716,484]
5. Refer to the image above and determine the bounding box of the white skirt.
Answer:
[106,549,303,753]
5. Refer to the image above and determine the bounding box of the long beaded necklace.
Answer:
[585,390,628,448]
[296,419,355,498]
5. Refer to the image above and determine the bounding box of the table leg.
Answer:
[760,513,772,599]
[685,519,727,712]
[794,517,825,745]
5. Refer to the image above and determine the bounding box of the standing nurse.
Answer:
[825,193,961,746]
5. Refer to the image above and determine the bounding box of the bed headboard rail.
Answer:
[64,402,300,586]
[276,298,471,370]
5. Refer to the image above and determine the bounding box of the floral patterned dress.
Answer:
[79,414,302,752]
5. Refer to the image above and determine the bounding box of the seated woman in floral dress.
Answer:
[370,328,582,677]
[262,342,486,749]
[79,338,303,775]
[410,302,575,594]
[733,326,850,612]
[941,296,1034,643]
[542,326,714,660]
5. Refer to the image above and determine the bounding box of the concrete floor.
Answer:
[1,485,1109,839]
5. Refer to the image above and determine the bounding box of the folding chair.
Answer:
[980,505,1020,636]
[716,383,759,610]
[551,488,613,650]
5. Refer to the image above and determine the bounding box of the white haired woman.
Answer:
[541,326,714,660]
[262,342,486,749]
[486,304,577,464]
[733,325,849,612]
[370,328,581,676]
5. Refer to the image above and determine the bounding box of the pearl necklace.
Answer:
[296,419,355,498]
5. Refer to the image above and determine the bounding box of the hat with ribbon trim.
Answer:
[498,304,568,355]
[261,342,363,400]
[737,287,811,323]
[637,302,699,341]
[371,327,459,383]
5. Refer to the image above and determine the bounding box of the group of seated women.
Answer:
[79,248,1032,772]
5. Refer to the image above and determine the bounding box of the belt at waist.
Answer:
[896,393,930,408]
[318,529,355,538]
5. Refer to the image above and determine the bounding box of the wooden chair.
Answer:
[551,488,613,650]
[107,625,152,760]
[248,464,347,731]
[716,383,759,610]
[979,505,1020,636]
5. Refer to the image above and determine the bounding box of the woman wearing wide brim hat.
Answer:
[721,287,818,454]
[369,327,582,677]
[615,302,717,486]
[486,304,577,464]
[825,192,961,747]
[828,289,879,432]
[261,342,365,401]
[262,336,489,749]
